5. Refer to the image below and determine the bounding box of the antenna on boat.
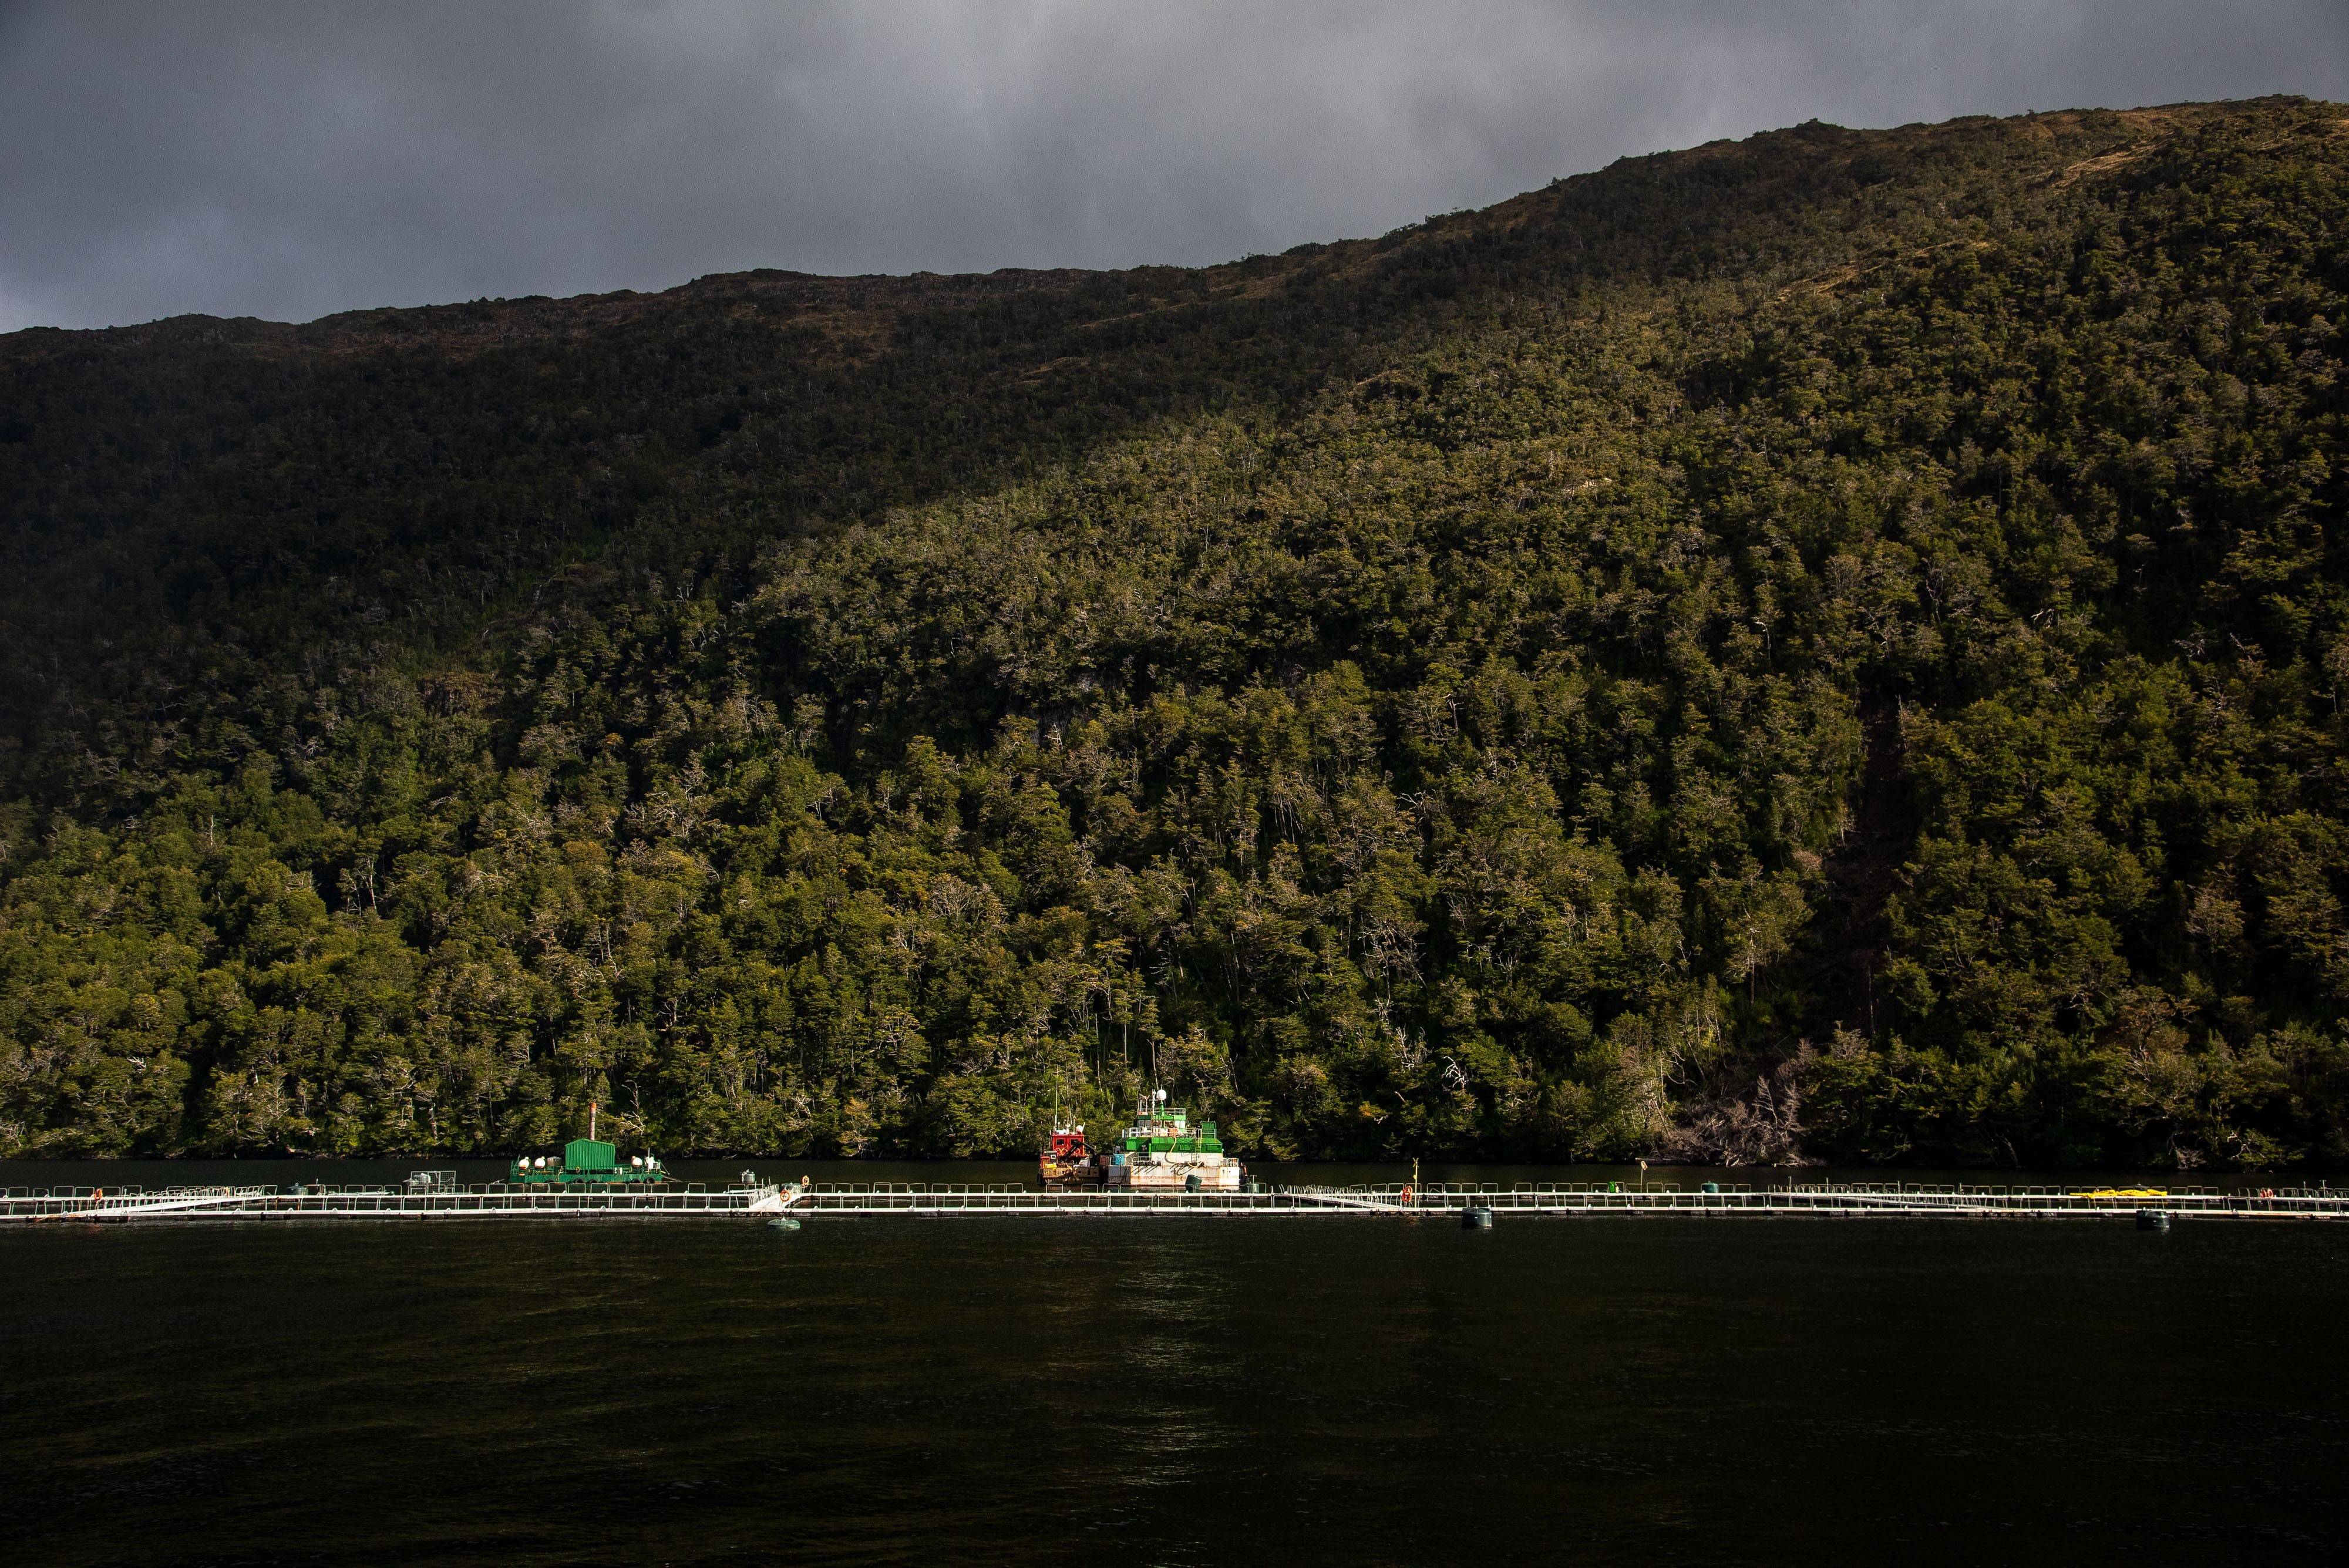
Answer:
[590,1100,598,1142]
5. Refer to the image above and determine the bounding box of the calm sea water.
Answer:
[5,1162,2345,1566]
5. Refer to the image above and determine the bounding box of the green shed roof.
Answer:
[565,1138,617,1170]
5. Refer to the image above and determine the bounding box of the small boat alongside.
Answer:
[1038,1123,1101,1187]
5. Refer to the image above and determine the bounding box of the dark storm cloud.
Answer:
[4,0,2347,331]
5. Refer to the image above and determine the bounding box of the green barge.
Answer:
[508,1106,669,1185]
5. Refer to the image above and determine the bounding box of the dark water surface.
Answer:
[5,1165,2347,1566]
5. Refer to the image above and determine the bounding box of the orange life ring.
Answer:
[1399,1183,1415,1204]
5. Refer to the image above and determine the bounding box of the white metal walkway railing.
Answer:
[4,1177,2344,1224]
[0,1181,789,1223]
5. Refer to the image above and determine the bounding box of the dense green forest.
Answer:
[6,98,2349,1167]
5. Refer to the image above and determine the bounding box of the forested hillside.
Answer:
[6,98,2349,1167]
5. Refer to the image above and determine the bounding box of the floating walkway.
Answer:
[4,1176,2347,1224]
[0,1177,792,1224]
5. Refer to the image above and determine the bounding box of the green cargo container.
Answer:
[565,1138,617,1171]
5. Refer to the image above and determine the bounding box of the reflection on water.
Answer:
[4,1163,2345,1566]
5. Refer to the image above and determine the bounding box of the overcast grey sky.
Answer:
[4,0,2347,332]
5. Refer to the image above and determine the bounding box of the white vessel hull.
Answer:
[1106,1155,1243,1191]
